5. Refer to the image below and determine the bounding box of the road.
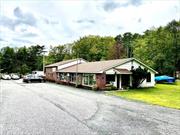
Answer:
[0,80,180,135]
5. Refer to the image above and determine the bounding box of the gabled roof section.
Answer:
[57,58,158,74]
[133,58,158,74]
[103,58,157,73]
[58,58,133,73]
[45,58,85,68]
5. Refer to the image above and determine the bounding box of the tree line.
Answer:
[0,45,44,74]
[0,20,179,76]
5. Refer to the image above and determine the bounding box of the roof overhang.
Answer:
[113,68,132,74]
[102,58,158,74]
[133,58,158,74]
[57,71,100,74]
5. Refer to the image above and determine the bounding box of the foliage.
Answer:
[0,45,45,74]
[107,81,180,109]
[0,20,179,77]
[72,35,115,61]
[92,84,98,91]
[27,45,44,71]
[105,84,118,90]
[131,66,148,88]
[108,34,126,59]
[0,47,16,73]
[122,32,140,58]
[133,20,180,76]
[45,20,179,77]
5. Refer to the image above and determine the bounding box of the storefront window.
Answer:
[89,74,94,85]
[83,74,89,85]
[69,73,76,82]
[83,74,95,85]
[59,73,67,81]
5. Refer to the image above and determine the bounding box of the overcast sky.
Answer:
[0,0,179,49]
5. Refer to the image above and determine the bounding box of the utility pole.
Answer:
[42,49,47,74]
[75,54,78,87]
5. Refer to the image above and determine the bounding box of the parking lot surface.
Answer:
[0,80,180,135]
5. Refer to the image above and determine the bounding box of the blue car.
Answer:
[155,75,175,83]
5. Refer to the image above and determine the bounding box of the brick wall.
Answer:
[96,73,106,90]
[45,67,57,82]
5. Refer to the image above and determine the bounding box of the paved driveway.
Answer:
[0,80,180,135]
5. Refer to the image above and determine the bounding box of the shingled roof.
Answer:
[58,58,133,73]
[45,59,83,68]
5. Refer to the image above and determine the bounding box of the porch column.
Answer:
[115,74,117,87]
[119,75,122,89]
[130,74,132,87]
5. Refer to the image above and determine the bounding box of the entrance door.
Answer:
[121,75,130,88]
[117,74,120,89]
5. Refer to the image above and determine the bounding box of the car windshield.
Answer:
[27,75,32,77]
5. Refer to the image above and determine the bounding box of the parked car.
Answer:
[1,74,11,80]
[155,75,175,83]
[32,71,44,77]
[10,74,20,80]
[23,74,45,83]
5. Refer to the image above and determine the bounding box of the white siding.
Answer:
[106,69,115,74]
[140,72,155,87]
[52,68,56,72]
[106,60,156,87]
[106,61,145,74]
[57,60,86,70]
[116,61,141,70]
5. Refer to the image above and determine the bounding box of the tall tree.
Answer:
[0,47,16,73]
[72,35,115,61]
[27,45,44,71]
[47,45,66,64]
[109,34,125,59]
[165,20,180,77]
[122,32,133,58]
[133,20,180,76]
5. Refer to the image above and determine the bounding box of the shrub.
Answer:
[92,85,99,91]
[131,66,148,88]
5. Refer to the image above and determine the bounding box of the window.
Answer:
[106,75,115,84]
[69,73,76,82]
[83,74,95,85]
[147,73,151,82]
[59,73,67,81]
[59,73,63,80]
[89,74,94,85]
[83,74,89,85]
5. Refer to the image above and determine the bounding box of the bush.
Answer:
[92,85,99,91]
[111,85,118,90]
[104,84,117,91]
[131,66,148,88]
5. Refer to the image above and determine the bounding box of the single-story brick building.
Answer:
[44,58,87,82]
[54,58,157,90]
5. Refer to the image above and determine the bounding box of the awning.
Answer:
[113,68,132,74]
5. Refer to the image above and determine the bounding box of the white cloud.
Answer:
[0,0,179,49]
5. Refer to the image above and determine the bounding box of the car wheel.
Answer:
[28,80,31,83]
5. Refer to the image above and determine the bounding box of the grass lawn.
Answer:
[107,81,180,109]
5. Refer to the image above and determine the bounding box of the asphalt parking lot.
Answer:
[0,80,180,135]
